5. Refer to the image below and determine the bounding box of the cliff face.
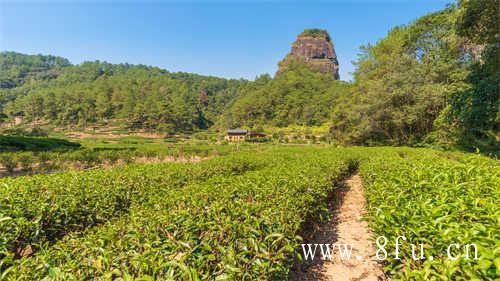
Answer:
[277,29,340,79]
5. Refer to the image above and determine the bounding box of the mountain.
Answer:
[277,29,340,79]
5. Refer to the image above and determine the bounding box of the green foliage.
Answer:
[360,148,499,280]
[0,154,266,269]
[1,127,48,137]
[299,29,331,41]
[0,56,247,133]
[0,51,70,89]
[0,135,80,152]
[1,146,497,280]
[447,44,499,150]
[445,0,499,152]
[456,0,499,45]
[328,3,498,151]
[0,141,250,177]
[0,154,17,174]
[1,147,355,279]
[220,62,351,128]
[330,7,471,146]
[16,152,34,174]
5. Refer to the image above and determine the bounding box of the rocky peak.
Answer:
[277,29,340,79]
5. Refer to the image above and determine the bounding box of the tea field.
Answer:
[0,146,498,280]
[0,138,248,177]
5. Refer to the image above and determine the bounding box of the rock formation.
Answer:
[277,29,340,79]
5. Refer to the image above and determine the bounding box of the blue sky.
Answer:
[0,0,451,81]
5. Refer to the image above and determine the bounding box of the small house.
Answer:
[225,129,247,142]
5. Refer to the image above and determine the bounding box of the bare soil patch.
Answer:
[289,174,387,281]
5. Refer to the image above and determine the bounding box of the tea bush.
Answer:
[1,147,497,280]
[360,148,499,280]
[0,152,269,270]
[2,148,355,280]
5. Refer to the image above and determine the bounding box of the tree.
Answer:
[330,7,470,145]
[219,61,350,129]
[446,0,499,150]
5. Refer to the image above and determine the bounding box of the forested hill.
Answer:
[218,62,350,129]
[0,52,71,89]
[0,53,249,133]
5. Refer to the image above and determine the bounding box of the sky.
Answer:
[0,0,451,81]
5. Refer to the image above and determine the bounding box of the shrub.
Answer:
[0,154,17,174]
[36,151,53,172]
[17,153,34,174]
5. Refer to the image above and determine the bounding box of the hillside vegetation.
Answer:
[0,52,70,89]
[219,63,350,128]
[0,58,248,133]
[330,3,498,151]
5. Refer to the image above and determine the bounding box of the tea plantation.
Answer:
[0,147,498,280]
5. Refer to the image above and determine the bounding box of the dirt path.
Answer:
[289,174,387,281]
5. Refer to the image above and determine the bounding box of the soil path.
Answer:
[289,174,387,281]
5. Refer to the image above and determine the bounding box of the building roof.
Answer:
[227,129,247,134]
[249,132,266,137]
